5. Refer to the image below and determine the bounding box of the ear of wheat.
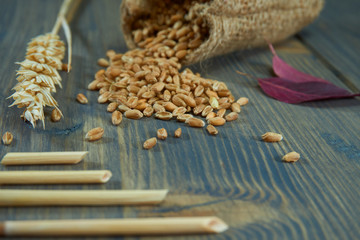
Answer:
[9,33,65,128]
[8,0,76,128]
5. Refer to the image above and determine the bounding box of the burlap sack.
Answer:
[121,0,324,65]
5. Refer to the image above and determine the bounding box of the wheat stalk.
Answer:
[8,0,76,128]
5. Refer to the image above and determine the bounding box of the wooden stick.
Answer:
[0,189,168,206]
[1,151,88,165]
[0,170,111,185]
[0,217,228,236]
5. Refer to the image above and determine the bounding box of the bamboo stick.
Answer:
[0,170,111,185]
[1,151,88,165]
[0,189,168,206]
[0,217,228,236]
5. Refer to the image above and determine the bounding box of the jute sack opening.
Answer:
[121,0,324,65]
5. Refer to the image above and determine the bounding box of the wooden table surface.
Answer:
[0,0,359,239]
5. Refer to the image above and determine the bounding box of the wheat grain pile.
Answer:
[89,0,248,134]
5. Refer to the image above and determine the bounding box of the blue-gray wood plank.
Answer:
[0,0,359,239]
[297,0,360,91]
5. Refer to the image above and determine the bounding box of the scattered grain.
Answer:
[206,112,216,120]
[172,107,187,117]
[174,128,182,137]
[217,108,226,118]
[107,102,118,112]
[143,137,157,149]
[225,112,238,122]
[163,102,178,112]
[262,132,283,142]
[201,105,213,117]
[231,102,241,113]
[186,117,205,128]
[111,110,123,125]
[97,58,109,67]
[153,103,166,113]
[85,127,104,141]
[118,104,131,113]
[155,111,173,120]
[193,104,205,115]
[177,113,193,122]
[51,108,62,122]
[237,97,249,106]
[207,117,226,126]
[143,106,154,117]
[282,152,300,163]
[206,125,218,135]
[2,132,13,145]
[157,128,168,140]
[209,96,219,109]
[98,91,111,103]
[124,109,143,119]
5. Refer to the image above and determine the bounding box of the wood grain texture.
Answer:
[0,0,359,240]
[297,0,360,91]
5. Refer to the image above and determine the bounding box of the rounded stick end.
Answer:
[205,217,229,233]
[100,170,112,183]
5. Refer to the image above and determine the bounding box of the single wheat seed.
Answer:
[111,110,123,126]
[76,93,88,104]
[157,128,168,140]
[237,97,249,106]
[51,108,62,122]
[206,125,218,135]
[85,127,104,141]
[225,112,238,121]
[282,152,300,163]
[97,58,110,67]
[143,137,157,149]
[175,128,182,138]
[2,132,14,145]
[207,117,226,126]
[262,132,283,142]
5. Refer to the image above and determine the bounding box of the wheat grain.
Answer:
[111,110,123,126]
[225,112,238,122]
[2,132,14,145]
[155,111,173,120]
[51,108,62,122]
[174,128,182,137]
[125,109,143,119]
[143,137,157,149]
[85,127,104,141]
[76,93,88,104]
[216,109,226,118]
[231,103,241,113]
[157,128,168,140]
[237,97,249,106]
[282,152,300,163]
[207,117,226,126]
[262,132,283,142]
[186,117,205,128]
[90,0,249,142]
[206,125,218,135]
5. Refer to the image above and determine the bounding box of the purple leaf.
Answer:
[258,78,360,104]
[257,44,360,103]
